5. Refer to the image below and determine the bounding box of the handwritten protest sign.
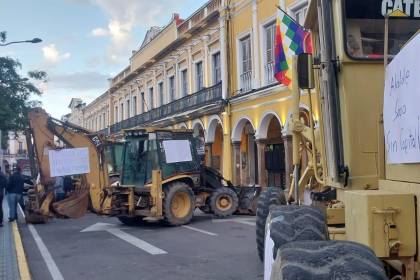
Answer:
[384,33,420,164]
[162,140,192,163]
[49,148,90,177]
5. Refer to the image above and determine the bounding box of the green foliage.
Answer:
[0,31,47,132]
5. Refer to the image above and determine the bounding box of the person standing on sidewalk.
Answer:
[54,176,65,201]
[0,167,8,226]
[6,166,24,222]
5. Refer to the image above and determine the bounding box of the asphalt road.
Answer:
[19,210,263,280]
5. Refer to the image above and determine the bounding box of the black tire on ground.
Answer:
[117,216,148,226]
[271,240,388,280]
[268,205,328,260]
[163,182,195,226]
[210,187,239,218]
[256,187,286,262]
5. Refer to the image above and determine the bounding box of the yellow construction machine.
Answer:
[26,108,256,226]
[258,0,420,279]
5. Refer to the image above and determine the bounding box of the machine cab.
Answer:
[120,128,201,188]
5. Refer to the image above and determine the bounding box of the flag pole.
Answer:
[275,4,307,31]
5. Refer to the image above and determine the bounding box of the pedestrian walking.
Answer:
[54,176,65,201]
[6,166,24,222]
[0,167,8,226]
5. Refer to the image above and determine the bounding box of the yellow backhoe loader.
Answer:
[257,0,420,279]
[26,108,257,226]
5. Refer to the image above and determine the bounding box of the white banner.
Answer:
[49,148,90,177]
[384,33,420,164]
[162,140,192,163]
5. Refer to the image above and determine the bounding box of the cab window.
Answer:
[344,0,420,59]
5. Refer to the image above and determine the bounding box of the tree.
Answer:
[0,31,47,133]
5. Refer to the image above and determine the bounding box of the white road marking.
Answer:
[18,205,65,280]
[212,217,256,226]
[81,222,167,255]
[181,225,218,236]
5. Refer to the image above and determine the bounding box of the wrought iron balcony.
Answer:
[110,82,222,134]
[265,61,276,85]
[240,71,252,92]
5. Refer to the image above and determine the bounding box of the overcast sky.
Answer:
[0,0,207,118]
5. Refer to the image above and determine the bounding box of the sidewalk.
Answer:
[0,198,31,280]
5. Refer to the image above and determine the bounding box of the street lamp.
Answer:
[0,37,42,46]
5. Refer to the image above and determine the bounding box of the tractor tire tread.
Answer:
[271,240,387,280]
[255,187,286,262]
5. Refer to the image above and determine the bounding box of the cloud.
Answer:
[42,44,71,64]
[89,0,204,64]
[91,27,109,37]
[47,71,110,91]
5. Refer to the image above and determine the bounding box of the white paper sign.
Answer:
[384,33,420,164]
[48,148,90,177]
[264,227,275,280]
[162,140,192,163]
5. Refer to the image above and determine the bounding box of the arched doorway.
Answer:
[232,117,257,186]
[192,121,206,162]
[206,116,224,172]
[256,112,285,188]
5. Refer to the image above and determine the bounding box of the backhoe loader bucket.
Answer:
[52,191,89,218]
[235,186,261,215]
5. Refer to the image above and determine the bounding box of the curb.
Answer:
[13,219,32,280]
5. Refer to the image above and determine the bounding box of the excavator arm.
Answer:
[26,108,113,222]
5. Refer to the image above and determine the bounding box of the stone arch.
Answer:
[231,116,255,142]
[191,119,205,138]
[255,111,283,140]
[206,115,223,143]
[178,122,188,129]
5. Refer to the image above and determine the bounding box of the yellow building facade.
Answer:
[226,0,316,187]
[82,0,316,187]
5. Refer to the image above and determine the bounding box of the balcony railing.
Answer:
[240,71,252,92]
[265,61,276,85]
[110,82,222,134]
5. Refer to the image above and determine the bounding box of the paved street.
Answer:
[19,210,262,280]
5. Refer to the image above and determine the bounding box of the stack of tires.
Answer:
[256,187,387,279]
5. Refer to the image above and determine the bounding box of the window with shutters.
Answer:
[168,76,175,102]
[264,22,276,85]
[158,82,164,106]
[195,61,203,91]
[239,35,252,91]
[212,52,221,85]
[181,69,188,97]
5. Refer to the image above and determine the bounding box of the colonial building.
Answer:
[83,91,110,134]
[67,98,86,127]
[76,0,316,185]
[106,1,229,176]
[227,0,316,187]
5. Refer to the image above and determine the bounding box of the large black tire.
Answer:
[117,216,148,226]
[268,205,328,260]
[163,182,195,226]
[271,240,387,280]
[256,187,286,261]
[210,187,239,218]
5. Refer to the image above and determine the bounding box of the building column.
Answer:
[175,57,180,100]
[203,35,210,87]
[252,0,261,89]
[283,134,293,192]
[219,9,228,99]
[205,143,213,167]
[188,46,193,95]
[256,139,267,187]
[163,62,167,104]
[152,70,157,109]
[232,141,241,186]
